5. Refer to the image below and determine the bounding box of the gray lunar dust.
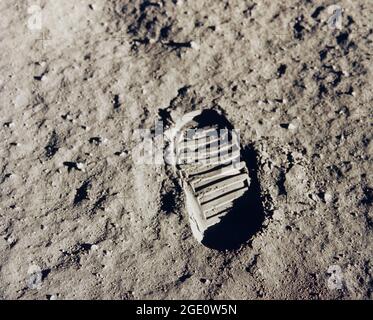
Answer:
[0,0,372,299]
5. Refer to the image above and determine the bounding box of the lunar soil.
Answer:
[0,0,372,299]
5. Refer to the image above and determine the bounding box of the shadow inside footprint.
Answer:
[201,145,265,251]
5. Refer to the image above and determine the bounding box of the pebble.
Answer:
[191,41,200,50]
[6,234,17,245]
[288,122,298,131]
[76,162,85,171]
[27,265,43,290]
[4,121,14,128]
[324,192,333,203]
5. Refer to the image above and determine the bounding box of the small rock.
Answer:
[191,41,200,50]
[76,162,85,171]
[288,122,298,131]
[6,234,17,246]
[324,192,333,203]
[27,265,43,290]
